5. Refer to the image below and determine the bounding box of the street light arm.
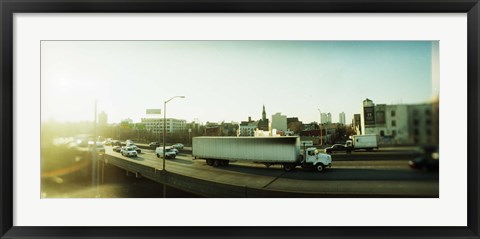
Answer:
[166,95,185,104]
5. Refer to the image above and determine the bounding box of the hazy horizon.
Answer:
[41,40,439,125]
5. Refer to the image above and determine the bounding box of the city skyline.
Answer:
[41,41,439,125]
[107,108,352,125]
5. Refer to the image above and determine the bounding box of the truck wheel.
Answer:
[206,159,214,166]
[213,160,221,167]
[315,163,325,172]
[156,154,160,158]
[283,164,295,172]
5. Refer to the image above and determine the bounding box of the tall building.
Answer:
[339,112,346,125]
[320,113,328,124]
[98,111,108,126]
[321,113,332,124]
[271,112,287,132]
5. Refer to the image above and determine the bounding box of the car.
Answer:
[149,142,160,148]
[121,146,138,157]
[113,146,122,152]
[130,144,142,154]
[409,153,439,171]
[172,143,184,150]
[88,141,105,155]
[409,146,439,171]
[324,144,349,154]
[112,140,122,147]
[104,138,113,146]
[155,146,177,159]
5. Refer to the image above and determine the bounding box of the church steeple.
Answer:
[262,105,266,121]
[258,105,269,131]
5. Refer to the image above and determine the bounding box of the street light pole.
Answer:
[163,100,167,171]
[163,95,185,171]
[162,95,185,198]
[188,128,192,146]
[318,108,323,146]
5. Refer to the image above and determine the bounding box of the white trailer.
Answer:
[192,136,332,172]
[345,134,378,152]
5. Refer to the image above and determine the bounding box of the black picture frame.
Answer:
[1,0,479,238]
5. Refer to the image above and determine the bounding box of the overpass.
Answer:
[100,146,438,198]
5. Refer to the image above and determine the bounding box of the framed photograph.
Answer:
[1,0,479,238]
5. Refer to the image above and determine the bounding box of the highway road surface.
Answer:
[100,146,439,197]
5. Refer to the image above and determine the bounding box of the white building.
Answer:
[239,117,258,136]
[360,98,438,145]
[362,103,409,144]
[271,112,287,132]
[239,123,257,136]
[339,112,346,125]
[320,113,332,124]
[141,118,187,134]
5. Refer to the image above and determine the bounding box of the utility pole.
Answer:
[318,108,323,146]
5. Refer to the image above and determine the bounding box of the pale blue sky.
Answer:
[41,41,437,125]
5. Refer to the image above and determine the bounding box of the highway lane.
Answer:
[106,146,439,197]
[108,147,286,189]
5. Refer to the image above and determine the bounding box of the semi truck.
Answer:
[345,134,378,152]
[192,136,332,172]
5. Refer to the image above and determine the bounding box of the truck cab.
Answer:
[345,140,353,148]
[301,147,332,172]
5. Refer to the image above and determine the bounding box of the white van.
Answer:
[155,146,177,159]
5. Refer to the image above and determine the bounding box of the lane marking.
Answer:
[262,172,286,188]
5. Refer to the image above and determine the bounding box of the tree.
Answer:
[330,124,355,143]
[287,122,302,135]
